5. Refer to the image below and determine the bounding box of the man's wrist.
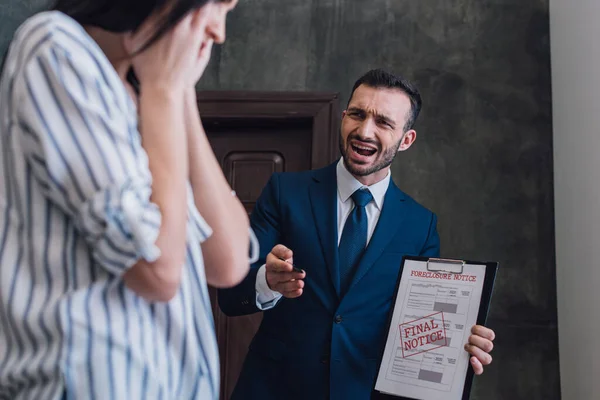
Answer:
[256,265,282,297]
[264,272,273,291]
[255,264,283,310]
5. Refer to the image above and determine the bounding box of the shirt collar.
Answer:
[336,158,390,210]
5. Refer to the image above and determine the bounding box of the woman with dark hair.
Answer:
[0,0,253,398]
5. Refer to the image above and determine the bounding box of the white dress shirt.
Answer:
[255,159,391,309]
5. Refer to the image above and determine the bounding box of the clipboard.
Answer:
[371,256,498,400]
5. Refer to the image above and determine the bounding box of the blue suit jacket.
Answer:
[218,162,440,400]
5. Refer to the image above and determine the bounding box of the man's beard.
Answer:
[339,133,403,177]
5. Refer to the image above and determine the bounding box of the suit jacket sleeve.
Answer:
[218,173,282,316]
[420,213,441,257]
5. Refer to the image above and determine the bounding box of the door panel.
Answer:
[206,117,313,215]
[223,151,284,214]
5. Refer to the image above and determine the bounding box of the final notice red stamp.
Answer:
[399,311,447,358]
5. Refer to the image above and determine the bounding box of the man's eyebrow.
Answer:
[371,110,396,127]
[347,107,397,126]
[347,106,364,113]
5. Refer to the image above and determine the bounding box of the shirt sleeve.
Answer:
[15,39,161,276]
[255,264,283,310]
[248,223,260,264]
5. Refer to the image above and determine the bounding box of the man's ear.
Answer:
[397,130,417,152]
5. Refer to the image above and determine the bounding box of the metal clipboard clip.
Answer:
[426,258,465,274]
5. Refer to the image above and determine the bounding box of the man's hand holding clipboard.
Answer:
[372,256,498,400]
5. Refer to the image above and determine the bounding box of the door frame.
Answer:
[197,91,340,170]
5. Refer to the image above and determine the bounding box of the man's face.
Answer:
[339,84,416,179]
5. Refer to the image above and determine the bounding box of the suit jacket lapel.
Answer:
[347,181,407,292]
[308,163,341,298]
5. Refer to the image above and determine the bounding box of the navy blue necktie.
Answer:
[339,188,373,296]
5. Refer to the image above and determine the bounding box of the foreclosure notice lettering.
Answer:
[373,257,497,400]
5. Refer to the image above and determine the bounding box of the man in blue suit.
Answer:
[218,69,495,399]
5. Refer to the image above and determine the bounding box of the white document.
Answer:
[374,259,486,400]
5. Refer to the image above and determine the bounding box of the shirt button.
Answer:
[334,315,343,324]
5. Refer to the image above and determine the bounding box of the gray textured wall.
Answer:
[201,2,559,398]
[1,0,558,398]
[0,0,48,55]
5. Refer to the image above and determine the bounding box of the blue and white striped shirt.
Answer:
[0,11,220,399]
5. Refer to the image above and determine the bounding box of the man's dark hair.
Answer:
[348,69,422,131]
[53,0,231,53]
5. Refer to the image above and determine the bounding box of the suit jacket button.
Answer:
[334,315,343,324]
[320,355,329,364]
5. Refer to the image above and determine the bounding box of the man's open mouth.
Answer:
[351,142,377,157]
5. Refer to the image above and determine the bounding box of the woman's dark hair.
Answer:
[53,0,228,52]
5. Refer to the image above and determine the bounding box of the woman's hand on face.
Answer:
[186,4,221,86]
[123,9,209,93]
[188,39,213,87]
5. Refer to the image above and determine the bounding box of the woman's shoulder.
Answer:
[3,10,132,122]
[6,10,120,92]
[7,10,116,84]
[11,11,91,57]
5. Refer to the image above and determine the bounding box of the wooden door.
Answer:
[197,91,340,399]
